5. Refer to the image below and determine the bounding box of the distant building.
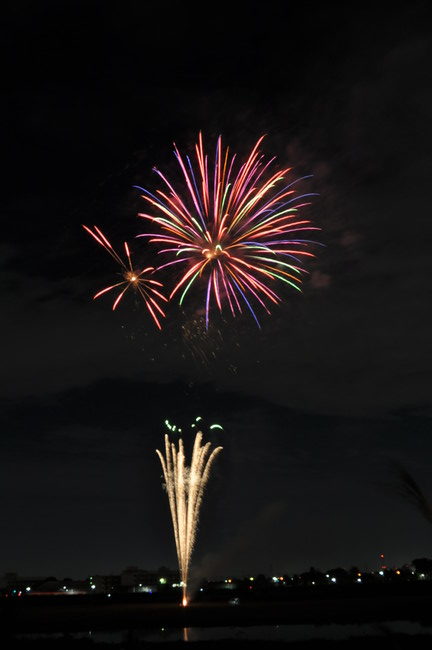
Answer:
[1,573,46,595]
[1,573,87,595]
[120,566,179,593]
[1,573,44,590]
[89,574,121,594]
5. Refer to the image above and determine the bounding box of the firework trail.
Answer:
[136,133,320,328]
[156,428,222,606]
[83,225,167,329]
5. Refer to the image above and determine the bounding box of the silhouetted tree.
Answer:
[392,463,432,524]
[412,558,432,578]
[329,567,349,583]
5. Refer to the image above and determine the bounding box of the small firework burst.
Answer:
[83,225,167,329]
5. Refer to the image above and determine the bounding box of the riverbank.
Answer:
[5,632,432,649]
[2,593,432,633]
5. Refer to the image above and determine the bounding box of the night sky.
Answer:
[2,1,432,580]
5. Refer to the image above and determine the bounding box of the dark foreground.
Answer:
[2,589,432,649]
[2,594,432,632]
[4,634,432,650]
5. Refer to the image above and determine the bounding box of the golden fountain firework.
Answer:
[156,428,222,606]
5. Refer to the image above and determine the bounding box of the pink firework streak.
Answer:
[83,225,167,330]
[135,134,321,328]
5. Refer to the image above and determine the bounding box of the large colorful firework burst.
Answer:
[83,225,167,329]
[136,134,320,328]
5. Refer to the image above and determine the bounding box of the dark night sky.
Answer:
[2,1,432,580]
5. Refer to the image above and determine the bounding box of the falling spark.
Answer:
[156,431,222,606]
[83,225,167,329]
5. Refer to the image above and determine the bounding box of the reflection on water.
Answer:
[16,621,432,644]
